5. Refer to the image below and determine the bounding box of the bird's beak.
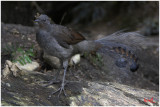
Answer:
[34,19,40,22]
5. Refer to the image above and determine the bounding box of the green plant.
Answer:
[83,52,104,68]
[3,44,35,66]
[92,53,104,67]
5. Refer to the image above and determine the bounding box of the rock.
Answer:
[43,52,61,69]
[5,60,12,68]
[2,64,11,78]
[2,60,40,78]
[69,82,159,106]
[10,63,20,77]
[15,61,39,72]
[28,37,31,41]
[11,28,19,35]
[5,83,11,87]
[69,54,81,66]
[2,60,20,78]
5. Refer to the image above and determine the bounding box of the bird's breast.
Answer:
[36,30,74,59]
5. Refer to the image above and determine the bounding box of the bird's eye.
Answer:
[42,19,46,22]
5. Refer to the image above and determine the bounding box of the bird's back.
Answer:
[51,24,86,48]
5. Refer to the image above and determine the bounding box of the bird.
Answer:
[35,14,139,98]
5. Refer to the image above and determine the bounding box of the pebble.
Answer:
[21,35,25,39]
[28,38,31,41]
[6,83,11,87]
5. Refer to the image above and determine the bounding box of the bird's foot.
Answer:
[48,60,69,99]
[51,82,68,98]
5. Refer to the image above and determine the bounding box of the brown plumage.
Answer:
[52,27,85,48]
[111,47,138,63]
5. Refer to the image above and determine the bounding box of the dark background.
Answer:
[1,1,159,36]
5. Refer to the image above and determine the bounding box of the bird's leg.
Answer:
[73,61,76,70]
[70,61,76,76]
[52,60,68,98]
[43,70,61,87]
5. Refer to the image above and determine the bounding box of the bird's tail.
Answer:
[94,31,143,72]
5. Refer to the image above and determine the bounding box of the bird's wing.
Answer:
[52,25,86,49]
[67,29,86,44]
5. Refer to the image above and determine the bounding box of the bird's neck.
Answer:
[39,24,52,32]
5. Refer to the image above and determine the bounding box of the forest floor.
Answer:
[1,22,159,106]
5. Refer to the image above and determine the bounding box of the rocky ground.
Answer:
[1,22,159,106]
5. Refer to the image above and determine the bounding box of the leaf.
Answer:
[24,55,32,63]
[12,59,17,63]
[18,59,24,65]
[29,53,35,57]
[19,56,26,65]
[4,43,35,65]
[17,48,23,52]
[29,48,34,52]
[26,50,35,57]
[18,48,26,55]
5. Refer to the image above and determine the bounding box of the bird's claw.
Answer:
[52,82,67,98]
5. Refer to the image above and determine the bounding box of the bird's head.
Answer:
[35,14,52,27]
